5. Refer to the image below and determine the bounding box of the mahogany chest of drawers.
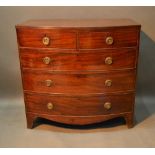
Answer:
[16,19,141,129]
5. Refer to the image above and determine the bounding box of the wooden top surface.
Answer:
[16,19,141,28]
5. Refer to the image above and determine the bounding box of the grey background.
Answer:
[0,6,155,147]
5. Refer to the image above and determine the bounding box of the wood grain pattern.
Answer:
[16,28,77,48]
[79,27,139,49]
[25,93,134,116]
[19,48,137,71]
[22,70,136,94]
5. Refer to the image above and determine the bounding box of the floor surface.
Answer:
[0,96,155,148]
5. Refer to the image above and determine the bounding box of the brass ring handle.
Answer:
[47,102,54,110]
[45,79,53,87]
[43,57,51,65]
[106,36,114,45]
[105,79,112,87]
[42,36,50,46]
[105,57,113,65]
[104,102,112,110]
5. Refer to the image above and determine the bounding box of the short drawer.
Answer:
[20,48,137,70]
[79,27,139,49]
[16,28,76,48]
[25,93,134,116]
[22,70,136,94]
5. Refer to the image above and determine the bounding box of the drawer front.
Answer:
[20,48,137,70]
[25,93,134,116]
[22,70,136,94]
[79,27,139,49]
[16,28,76,48]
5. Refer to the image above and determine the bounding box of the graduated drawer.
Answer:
[79,27,139,49]
[20,48,137,71]
[16,28,76,48]
[22,70,136,94]
[25,93,134,116]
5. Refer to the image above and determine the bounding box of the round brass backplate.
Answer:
[104,102,112,110]
[42,36,50,46]
[45,79,53,87]
[47,102,54,110]
[106,36,114,45]
[43,56,51,65]
[105,79,112,87]
[105,57,113,65]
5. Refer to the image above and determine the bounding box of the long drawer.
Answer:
[25,93,134,116]
[22,70,136,94]
[20,48,137,71]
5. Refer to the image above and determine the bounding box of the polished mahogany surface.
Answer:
[22,70,136,94]
[79,27,139,49]
[16,19,141,129]
[17,29,76,48]
[20,48,137,71]
[25,93,134,116]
